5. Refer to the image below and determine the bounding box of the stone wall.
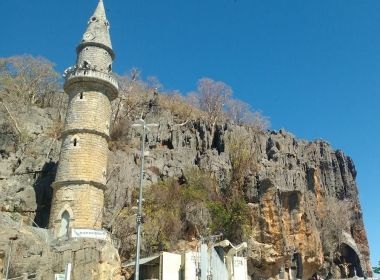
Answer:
[55,133,108,184]
[64,90,111,137]
[77,46,113,73]
[51,71,114,236]
[49,184,105,232]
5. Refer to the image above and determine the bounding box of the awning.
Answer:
[122,254,160,267]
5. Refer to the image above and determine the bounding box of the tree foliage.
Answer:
[158,92,201,124]
[189,77,270,130]
[373,262,380,274]
[109,71,156,148]
[226,98,270,130]
[112,72,150,127]
[195,77,232,126]
[0,55,63,145]
[138,168,251,254]
[225,127,259,196]
[226,99,249,125]
[208,197,250,242]
[320,196,352,254]
[0,55,60,106]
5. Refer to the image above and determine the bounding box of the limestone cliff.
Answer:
[0,97,372,279]
[105,115,371,279]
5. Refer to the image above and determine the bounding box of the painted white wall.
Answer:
[233,256,248,280]
[183,252,200,280]
[161,252,182,280]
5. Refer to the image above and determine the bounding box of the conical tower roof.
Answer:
[77,0,114,58]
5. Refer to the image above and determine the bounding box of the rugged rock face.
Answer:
[104,107,371,279]
[0,212,120,279]
[0,102,372,279]
[241,130,370,279]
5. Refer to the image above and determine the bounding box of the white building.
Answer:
[124,241,250,280]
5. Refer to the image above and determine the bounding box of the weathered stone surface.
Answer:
[103,119,371,279]
[0,213,120,280]
[0,101,372,279]
[50,239,121,280]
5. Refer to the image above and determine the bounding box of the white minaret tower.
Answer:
[49,0,118,238]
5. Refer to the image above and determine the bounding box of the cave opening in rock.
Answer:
[161,139,174,149]
[336,243,364,278]
[291,252,303,280]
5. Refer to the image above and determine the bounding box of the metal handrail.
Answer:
[64,68,118,89]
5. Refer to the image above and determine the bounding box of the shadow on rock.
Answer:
[33,161,57,228]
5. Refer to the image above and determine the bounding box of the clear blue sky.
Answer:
[1,0,379,271]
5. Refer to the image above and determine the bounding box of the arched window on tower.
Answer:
[58,210,70,238]
[79,92,84,99]
[73,138,78,147]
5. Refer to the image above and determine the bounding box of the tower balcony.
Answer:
[64,67,118,100]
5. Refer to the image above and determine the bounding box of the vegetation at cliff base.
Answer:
[373,261,380,274]
[140,168,251,252]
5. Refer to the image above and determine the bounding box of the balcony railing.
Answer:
[64,67,118,90]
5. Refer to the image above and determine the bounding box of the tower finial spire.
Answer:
[77,0,114,58]
[92,0,107,21]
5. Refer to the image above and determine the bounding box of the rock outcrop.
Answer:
[105,116,371,279]
[0,212,120,279]
[0,101,372,279]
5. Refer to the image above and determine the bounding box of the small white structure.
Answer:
[182,251,200,280]
[161,252,182,280]
[124,240,250,280]
[233,256,248,280]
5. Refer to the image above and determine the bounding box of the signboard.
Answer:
[55,274,65,280]
[71,229,107,240]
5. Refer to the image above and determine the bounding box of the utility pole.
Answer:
[132,118,158,280]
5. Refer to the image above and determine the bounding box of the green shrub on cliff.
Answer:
[142,168,251,252]
[373,261,380,274]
